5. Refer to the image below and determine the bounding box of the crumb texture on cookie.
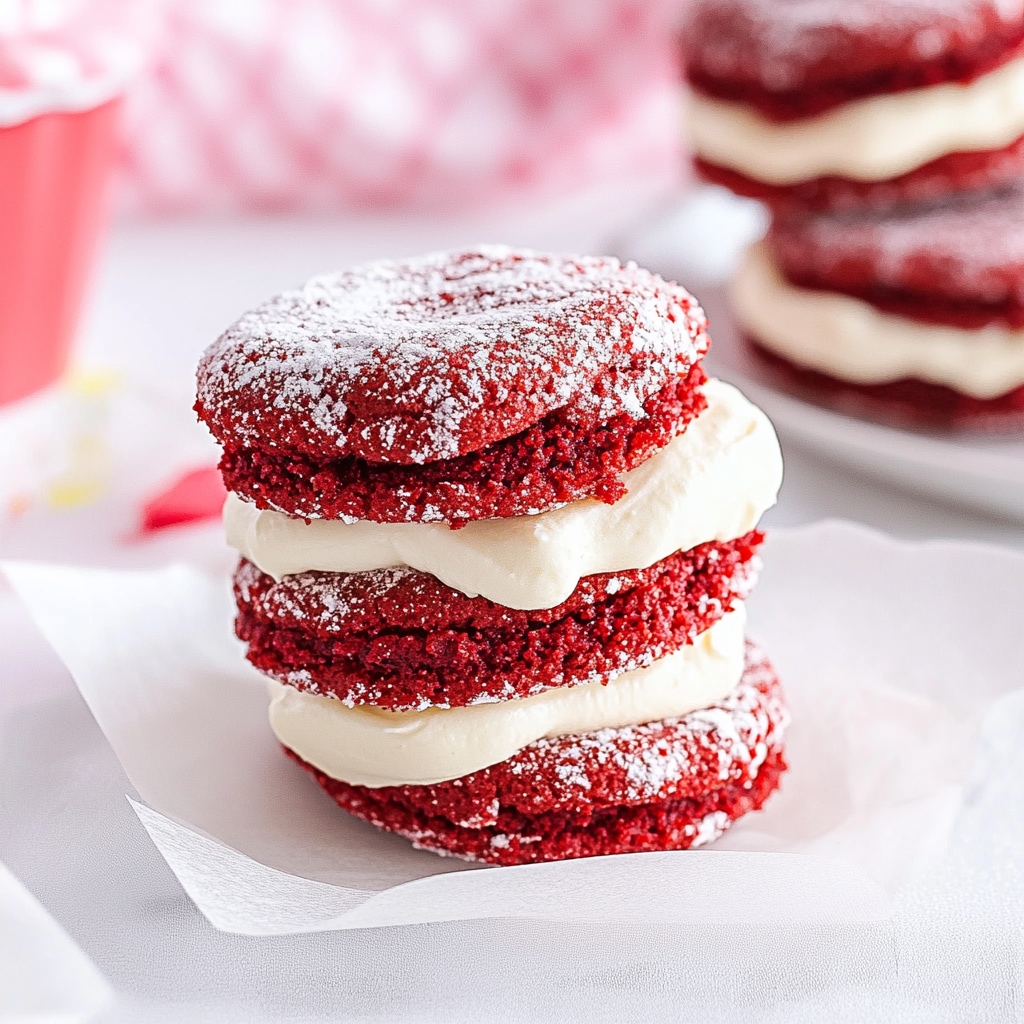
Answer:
[217,364,708,524]
[266,609,747,788]
[196,246,709,467]
[234,532,764,710]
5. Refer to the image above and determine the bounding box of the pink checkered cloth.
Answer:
[115,0,684,214]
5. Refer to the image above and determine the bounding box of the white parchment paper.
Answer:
[5,521,1021,936]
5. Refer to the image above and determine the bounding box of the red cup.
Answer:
[0,97,121,407]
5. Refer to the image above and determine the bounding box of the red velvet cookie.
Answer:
[741,186,1024,430]
[684,0,1024,122]
[683,0,1024,211]
[234,531,764,710]
[769,184,1024,328]
[196,246,710,525]
[747,339,1024,431]
[216,363,707,525]
[289,640,788,865]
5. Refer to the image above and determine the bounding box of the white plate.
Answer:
[700,287,1024,525]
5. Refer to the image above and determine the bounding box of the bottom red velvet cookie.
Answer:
[696,133,1024,213]
[748,337,1024,432]
[287,641,788,865]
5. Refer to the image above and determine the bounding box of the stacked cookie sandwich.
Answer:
[683,0,1024,429]
[733,186,1024,428]
[196,246,787,865]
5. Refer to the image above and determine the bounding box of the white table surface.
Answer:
[2,200,1023,1022]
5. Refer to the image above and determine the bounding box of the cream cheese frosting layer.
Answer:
[268,607,746,788]
[732,242,1024,398]
[688,55,1024,184]
[225,378,783,610]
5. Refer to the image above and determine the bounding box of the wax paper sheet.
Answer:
[5,522,1021,936]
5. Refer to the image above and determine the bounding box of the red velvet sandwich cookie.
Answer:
[199,244,789,867]
[234,531,764,711]
[288,640,788,865]
[683,0,1024,212]
[731,185,1024,429]
[196,246,710,526]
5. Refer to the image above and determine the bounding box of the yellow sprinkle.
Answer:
[47,478,106,509]
[65,368,122,397]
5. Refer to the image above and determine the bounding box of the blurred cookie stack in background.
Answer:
[681,0,1024,431]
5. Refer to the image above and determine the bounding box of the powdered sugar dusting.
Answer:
[685,0,1024,95]
[235,557,419,628]
[234,533,762,712]
[772,183,1024,302]
[505,640,789,807]
[691,810,731,848]
[197,245,708,465]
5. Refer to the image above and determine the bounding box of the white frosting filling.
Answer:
[732,242,1024,398]
[687,55,1024,184]
[224,379,783,610]
[268,606,747,788]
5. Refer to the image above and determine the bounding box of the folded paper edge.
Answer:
[127,798,892,936]
[128,798,378,935]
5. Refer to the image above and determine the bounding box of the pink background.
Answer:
[114,0,685,214]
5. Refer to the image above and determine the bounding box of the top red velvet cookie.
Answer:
[196,246,708,468]
[683,0,1024,120]
[769,184,1024,327]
